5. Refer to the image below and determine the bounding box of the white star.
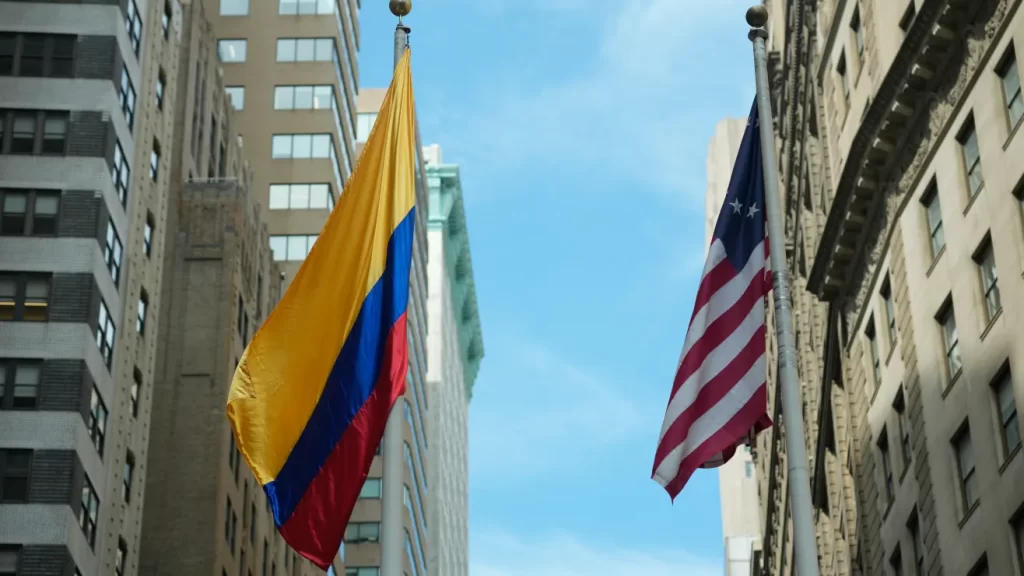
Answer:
[747,203,760,218]
[730,199,743,214]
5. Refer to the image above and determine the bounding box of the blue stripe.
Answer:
[265,208,415,526]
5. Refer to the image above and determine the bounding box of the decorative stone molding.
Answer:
[841,0,1012,335]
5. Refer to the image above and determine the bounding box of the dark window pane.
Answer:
[20,35,45,76]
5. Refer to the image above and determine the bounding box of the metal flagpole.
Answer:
[380,3,412,575]
[746,5,821,576]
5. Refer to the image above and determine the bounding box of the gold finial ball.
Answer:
[389,0,412,17]
[746,5,769,28]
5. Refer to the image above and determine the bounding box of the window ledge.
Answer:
[958,501,980,530]
[999,443,1022,475]
[963,184,984,216]
[1003,115,1024,151]
[926,246,947,278]
[980,308,1002,341]
[886,342,898,366]
[941,369,963,400]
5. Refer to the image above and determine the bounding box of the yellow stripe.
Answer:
[226,49,418,485]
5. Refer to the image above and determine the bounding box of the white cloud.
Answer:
[470,529,720,576]
[443,0,756,201]
[469,337,650,481]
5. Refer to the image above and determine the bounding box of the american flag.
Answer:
[652,100,774,499]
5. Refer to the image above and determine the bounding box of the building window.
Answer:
[0,33,75,78]
[218,39,248,63]
[225,86,245,110]
[115,537,128,575]
[271,134,333,159]
[356,112,377,142]
[957,116,984,198]
[224,497,233,545]
[278,0,334,15]
[1013,513,1024,576]
[938,302,961,381]
[894,389,912,472]
[122,451,134,503]
[150,140,161,181]
[922,181,944,259]
[96,299,116,369]
[890,547,903,576]
[0,110,69,156]
[1,189,59,237]
[144,212,154,257]
[112,140,131,206]
[899,2,916,33]
[837,51,850,104]
[994,370,1020,457]
[231,509,238,555]
[346,568,380,576]
[156,69,166,110]
[79,474,99,548]
[131,367,142,418]
[162,1,171,38]
[120,67,136,129]
[275,38,335,62]
[359,478,382,499]
[0,360,40,410]
[273,85,334,110]
[137,290,148,335]
[220,0,250,16]
[866,318,881,389]
[88,386,108,456]
[268,235,318,262]
[877,429,894,505]
[997,46,1023,129]
[104,219,124,284]
[0,449,31,503]
[0,273,50,322]
[125,0,143,56]
[881,276,897,347]
[262,540,268,576]
[973,239,1001,321]
[851,6,864,61]
[953,425,979,512]
[345,522,381,543]
[908,510,924,576]
[268,183,334,210]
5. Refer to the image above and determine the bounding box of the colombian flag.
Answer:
[226,49,417,569]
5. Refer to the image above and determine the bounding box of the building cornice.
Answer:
[808,0,1012,306]
[426,163,484,401]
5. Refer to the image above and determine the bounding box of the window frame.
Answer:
[0,33,76,78]
[96,299,117,369]
[111,140,131,207]
[130,367,142,418]
[972,237,1001,322]
[877,428,894,505]
[937,300,961,381]
[225,86,245,110]
[220,0,250,16]
[149,140,161,181]
[122,451,135,504]
[119,67,137,130]
[996,44,1023,130]
[125,0,143,56]
[136,289,148,335]
[88,386,108,456]
[0,188,60,238]
[956,115,984,198]
[993,369,1021,458]
[0,109,69,156]
[79,473,100,548]
[217,39,248,63]
[104,219,124,285]
[953,425,979,513]
[866,317,881,388]
[0,272,51,323]
[0,449,32,503]
[921,181,945,259]
[143,212,154,257]
[880,276,898,347]
[0,359,42,411]
[894,388,913,472]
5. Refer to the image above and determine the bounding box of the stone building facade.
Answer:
[755,0,1024,575]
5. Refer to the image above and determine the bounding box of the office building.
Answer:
[423,144,483,576]
[345,87,430,576]
[204,0,360,286]
[0,0,180,573]
[754,0,1024,575]
[135,1,343,574]
[705,118,764,576]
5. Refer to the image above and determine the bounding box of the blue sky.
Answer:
[358,1,757,573]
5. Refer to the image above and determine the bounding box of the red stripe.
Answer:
[279,313,409,569]
[653,323,765,468]
[663,383,771,500]
[686,255,737,329]
[669,268,768,399]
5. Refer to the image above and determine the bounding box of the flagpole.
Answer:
[380,4,412,575]
[746,6,821,576]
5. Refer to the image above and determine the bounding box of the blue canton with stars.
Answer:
[713,99,767,271]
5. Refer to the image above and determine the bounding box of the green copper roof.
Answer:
[426,162,484,401]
